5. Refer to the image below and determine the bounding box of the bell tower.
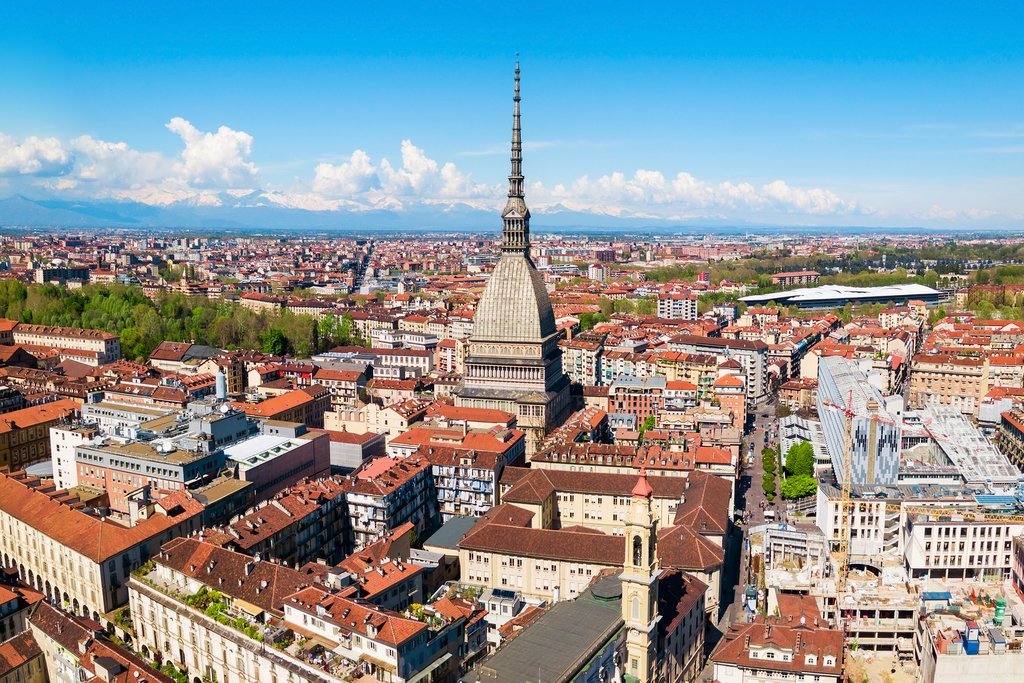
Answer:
[621,469,660,683]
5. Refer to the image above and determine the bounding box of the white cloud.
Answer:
[0,134,70,176]
[915,204,996,222]
[12,118,262,206]
[312,150,378,196]
[525,169,856,218]
[165,117,258,187]
[760,180,853,215]
[311,140,495,209]
[70,135,170,187]
[0,123,872,220]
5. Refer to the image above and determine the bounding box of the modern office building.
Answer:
[817,356,901,486]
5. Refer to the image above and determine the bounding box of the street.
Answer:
[700,400,781,680]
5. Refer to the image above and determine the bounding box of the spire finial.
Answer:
[501,55,530,253]
[512,56,521,177]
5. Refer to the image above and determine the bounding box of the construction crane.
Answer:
[820,394,899,600]
[901,505,1024,524]
[821,397,855,600]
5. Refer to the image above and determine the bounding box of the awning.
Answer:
[407,653,452,683]
[359,653,397,672]
[233,598,265,617]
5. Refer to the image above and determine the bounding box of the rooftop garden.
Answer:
[186,586,264,642]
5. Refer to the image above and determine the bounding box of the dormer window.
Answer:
[824,656,835,667]
[805,654,817,665]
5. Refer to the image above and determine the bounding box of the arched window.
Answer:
[632,535,643,566]
[631,596,640,620]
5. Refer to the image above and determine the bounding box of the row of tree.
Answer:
[0,280,363,361]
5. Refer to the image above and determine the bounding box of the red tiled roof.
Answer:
[0,472,203,562]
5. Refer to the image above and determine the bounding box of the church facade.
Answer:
[455,61,571,455]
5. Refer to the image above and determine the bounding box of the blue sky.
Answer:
[1,2,1022,226]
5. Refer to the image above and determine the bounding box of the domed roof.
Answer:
[472,253,557,343]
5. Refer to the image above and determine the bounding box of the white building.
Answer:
[658,292,697,320]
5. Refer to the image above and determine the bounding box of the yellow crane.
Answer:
[902,506,1024,524]
[830,401,855,598]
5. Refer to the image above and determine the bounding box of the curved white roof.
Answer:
[740,283,941,304]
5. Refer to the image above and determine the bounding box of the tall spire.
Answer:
[510,55,522,194]
[501,54,530,254]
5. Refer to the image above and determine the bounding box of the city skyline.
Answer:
[1,3,1022,228]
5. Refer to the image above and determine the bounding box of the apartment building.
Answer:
[130,537,460,683]
[902,509,1021,581]
[3,322,120,366]
[343,456,439,550]
[128,540,336,683]
[609,375,666,423]
[908,353,988,415]
[232,385,331,428]
[714,373,747,430]
[562,331,605,386]
[710,616,843,683]
[771,270,821,287]
[311,367,367,410]
[657,292,698,320]
[204,476,349,566]
[0,631,44,683]
[998,408,1024,470]
[655,352,719,399]
[0,471,203,619]
[668,335,770,404]
[324,346,433,376]
[0,398,79,471]
[29,603,169,683]
[418,445,510,520]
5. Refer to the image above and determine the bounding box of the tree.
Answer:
[784,441,815,477]
[578,312,610,331]
[781,474,818,499]
[261,327,289,355]
[638,415,656,439]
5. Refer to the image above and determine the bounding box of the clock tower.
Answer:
[621,470,660,683]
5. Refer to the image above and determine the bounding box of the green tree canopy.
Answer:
[781,474,818,499]
[260,327,290,355]
[784,441,815,477]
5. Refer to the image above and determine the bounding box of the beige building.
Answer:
[130,538,461,683]
[2,321,120,366]
[908,353,988,415]
[29,603,165,683]
[325,398,431,441]
[459,468,730,612]
[0,632,44,683]
[498,466,687,533]
[0,470,203,621]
